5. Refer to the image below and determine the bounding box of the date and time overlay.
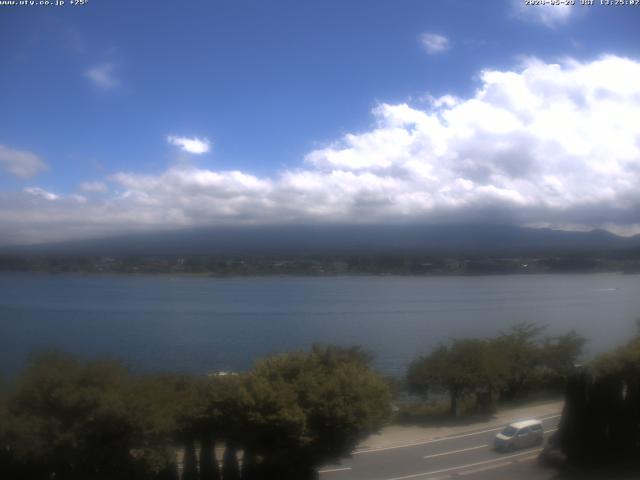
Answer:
[1,0,640,8]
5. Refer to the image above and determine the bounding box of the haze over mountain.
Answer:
[6,224,640,258]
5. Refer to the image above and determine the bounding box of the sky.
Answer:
[0,0,639,245]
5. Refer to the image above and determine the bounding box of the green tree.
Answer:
[198,374,251,479]
[126,374,201,478]
[240,345,391,478]
[3,352,139,480]
[592,333,640,380]
[537,330,586,391]
[1,346,391,480]
[541,330,586,374]
[407,339,507,416]
[493,323,545,400]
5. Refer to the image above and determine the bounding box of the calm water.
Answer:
[0,273,638,378]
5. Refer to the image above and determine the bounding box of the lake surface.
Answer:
[0,273,638,378]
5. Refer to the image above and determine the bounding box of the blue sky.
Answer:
[1,0,640,244]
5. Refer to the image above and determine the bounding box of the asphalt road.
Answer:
[318,413,560,480]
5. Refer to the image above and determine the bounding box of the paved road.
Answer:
[318,414,560,480]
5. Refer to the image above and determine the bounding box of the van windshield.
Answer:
[501,426,518,437]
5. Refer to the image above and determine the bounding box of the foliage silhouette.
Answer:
[557,330,640,469]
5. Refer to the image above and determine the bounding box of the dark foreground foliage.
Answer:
[555,327,640,470]
[0,346,391,480]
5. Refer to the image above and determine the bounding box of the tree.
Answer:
[239,345,391,479]
[557,333,640,467]
[222,443,240,480]
[199,433,220,480]
[407,339,507,416]
[537,330,586,391]
[126,374,205,478]
[198,374,252,480]
[240,449,259,480]
[409,324,586,412]
[2,352,139,480]
[182,440,198,480]
[493,323,545,400]
[406,358,431,400]
[541,330,586,374]
[0,380,14,479]
[407,344,448,402]
[1,346,391,480]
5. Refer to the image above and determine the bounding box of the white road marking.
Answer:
[321,425,557,477]
[318,466,352,474]
[383,448,543,480]
[354,413,560,455]
[423,444,488,459]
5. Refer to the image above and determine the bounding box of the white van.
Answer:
[493,419,544,452]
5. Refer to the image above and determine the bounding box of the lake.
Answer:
[0,273,638,378]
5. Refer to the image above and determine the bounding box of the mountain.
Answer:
[4,223,640,258]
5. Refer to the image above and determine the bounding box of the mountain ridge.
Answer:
[3,223,639,257]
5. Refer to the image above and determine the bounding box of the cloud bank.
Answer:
[3,55,640,244]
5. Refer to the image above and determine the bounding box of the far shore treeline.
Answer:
[3,252,640,275]
[1,324,640,479]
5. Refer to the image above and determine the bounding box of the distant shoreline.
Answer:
[0,269,636,278]
[3,250,640,277]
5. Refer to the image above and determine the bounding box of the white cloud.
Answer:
[0,145,48,178]
[80,181,108,193]
[84,63,120,89]
[24,187,59,201]
[167,135,211,154]
[3,55,640,244]
[512,0,574,27]
[419,33,450,55]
